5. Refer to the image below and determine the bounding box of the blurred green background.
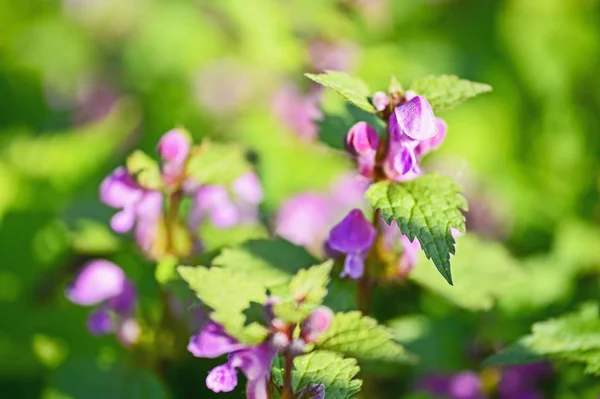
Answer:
[1,0,600,398]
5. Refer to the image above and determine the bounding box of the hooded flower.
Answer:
[390,95,437,141]
[66,260,139,346]
[345,122,379,179]
[189,172,263,230]
[157,128,191,185]
[99,167,163,252]
[327,209,377,279]
[188,321,276,398]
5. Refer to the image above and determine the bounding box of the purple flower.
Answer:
[189,321,276,398]
[189,172,262,231]
[301,306,334,343]
[417,371,485,399]
[390,96,437,141]
[157,128,190,185]
[66,260,138,346]
[345,122,379,179]
[498,363,552,399]
[415,117,447,157]
[327,209,377,279]
[372,91,390,112]
[275,193,335,250]
[100,167,163,237]
[272,84,323,141]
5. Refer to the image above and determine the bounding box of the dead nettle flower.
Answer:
[188,304,334,398]
[66,260,140,346]
[188,171,264,230]
[326,209,377,279]
[271,83,323,141]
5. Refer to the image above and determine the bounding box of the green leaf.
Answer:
[272,351,362,399]
[126,150,162,190]
[409,235,524,310]
[272,261,333,323]
[51,358,168,399]
[314,311,414,364]
[187,140,251,185]
[212,238,318,293]
[366,174,467,285]
[484,303,600,375]
[177,265,268,344]
[409,75,492,112]
[305,71,376,113]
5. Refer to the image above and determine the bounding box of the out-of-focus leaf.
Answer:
[410,235,524,310]
[306,71,375,112]
[186,140,251,186]
[409,75,492,112]
[485,303,600,375]
[126,150,162,190]
[366,174,467,285]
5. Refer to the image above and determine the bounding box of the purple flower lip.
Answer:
[391,95,437,141]
[66,260,128,306]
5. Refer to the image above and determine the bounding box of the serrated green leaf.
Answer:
[187,140,251,185]
[273,261,333,323]
[305,71,375,113]
[126,150,162,190]
[410,235,524,310]
[409,75,492,112]
[484,303,600,375]
[212,238,318,293]
[272,351,362,399]
[314,312,414,364]
[177,266,268,344]
[366,174,467,285]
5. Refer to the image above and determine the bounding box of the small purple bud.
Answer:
[116,318,141,346]
[232,172,263,205]
[206,364,238,393]
[288,338,306,356]
[271,331,291,352]
[393,96,437,140]
[303,384,325,399]
[345,122,378,156]
[371,91,389,112]
[301,306,334,343]
[157,128,190,165]
[86,308,115,335]
[449,371,482,399]
[66,260,127,306]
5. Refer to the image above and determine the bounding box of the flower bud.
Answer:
[288,338,306,356]
[301,306,334,343]
[271,331,291,352]
[157,128,190,165]
[371,91,389,112]
[345,122,378,156]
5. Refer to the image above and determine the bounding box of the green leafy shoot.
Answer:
[186,139,251,186]
[366,174,467,285]
[126,150,163,190]
[305,71,376,113]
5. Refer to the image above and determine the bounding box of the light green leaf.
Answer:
[271,351,362,399]
[198,222,268,252]
[126,150,162,190]
[272,261,333,323]
[366,174,467,285]
[410,235,524,310]
[177,265,268,344]
[484,303,600,375]
[305,71,376,113]
[314,312,414,364]
[187,140,251,185]
[212,238,318,293]
[409,74,492,112]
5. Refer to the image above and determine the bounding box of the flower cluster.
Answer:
[188,305,333,398]
[416,363,552,399]
[66,260,140,346]
[324,90,447,281]
[100,128,264,259]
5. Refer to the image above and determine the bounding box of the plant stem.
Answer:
[281,353,295,399]
[165,190,182,253]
